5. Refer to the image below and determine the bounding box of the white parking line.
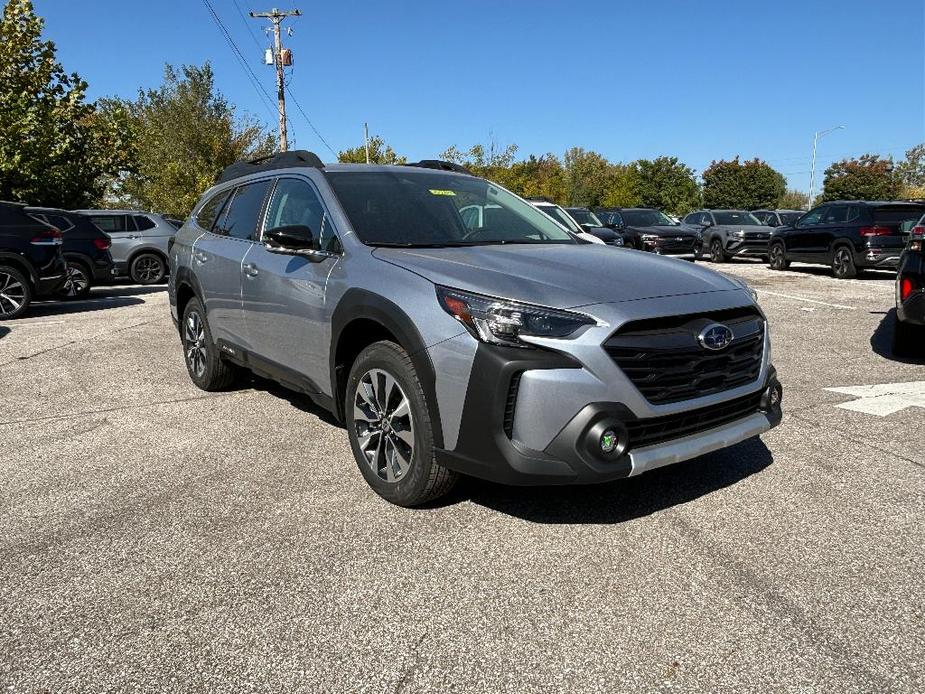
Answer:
[756,290,855,310]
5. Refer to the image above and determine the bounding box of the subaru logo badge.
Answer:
[698,323,733,351]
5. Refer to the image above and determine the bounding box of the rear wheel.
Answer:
[130,253,166,285]
[892,315,925,358]
[346,341,458,507]
[57,260,92,300]
[0,265,31,320]
[768,243,789,270]
[181,297,237,390]
[709,238,728,263]
[832,246,857,279]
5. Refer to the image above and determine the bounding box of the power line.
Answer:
[285,83,338,158]
[200,0,276,119]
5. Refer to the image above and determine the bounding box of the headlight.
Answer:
[640,234,659,244]
[611,236,624,247]
[436,286,596,348]
[732,230,746,239]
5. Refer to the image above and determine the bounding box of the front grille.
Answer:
[502,373,522,438]
[605,308,764,404]
[626,392,764,449]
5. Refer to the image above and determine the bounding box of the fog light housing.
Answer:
[600,429,619,454]
[761,380,783,410]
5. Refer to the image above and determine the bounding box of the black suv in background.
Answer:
[27,208,114,299]
[0,201,67,319]
[768,201,925,278]
[893,216,925,356]
[604,207,701,256]
[563,207,624,244]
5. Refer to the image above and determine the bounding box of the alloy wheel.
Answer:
[770,245,783,269]
[61,264,89,297]
[353,368,415,483]
[0,270,26,317]
[834,248,851,276]
[711,240,723,262]
[184,310,207,378]
[134,256,163,283]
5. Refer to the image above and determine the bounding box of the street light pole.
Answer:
[808,125,845,207]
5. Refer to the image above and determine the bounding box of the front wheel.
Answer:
[768,243,789,271]
[0,265,31,320]
[346,341,458,507]
[57,260,92,299]
[709,238,728,263]
[130,253,166,285]
[832,246,857,279]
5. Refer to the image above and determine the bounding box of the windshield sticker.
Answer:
[429,189,456,196]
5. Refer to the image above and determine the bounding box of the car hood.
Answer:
[626,225,696,237]
[372,244,742,309]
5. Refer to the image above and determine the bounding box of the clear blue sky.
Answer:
[37,0,925,194]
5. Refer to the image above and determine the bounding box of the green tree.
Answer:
[0,0,130,207]
[896,143,925,199]
[821,154,900,202]
[505,154,567,203]
[338,135,406,165]
[701,157,785,209]
[602,163,641,208]
[779,189,809,210]
[563,147,614,206]
[111,63,274,217]
[634,156,700,215]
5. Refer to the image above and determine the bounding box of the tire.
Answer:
[0,265,32,320]
[130,253,166,285]
[709,238,728,263]
[892,315,924,358]
[181,297,237,391]
[832,246,857,279]
[57,260,92,300]
[345,340,458,507]
[768,243,789,271]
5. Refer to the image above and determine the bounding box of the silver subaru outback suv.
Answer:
[169,151,782,507]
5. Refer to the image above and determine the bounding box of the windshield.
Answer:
[622,209,677,227]
[326,171,576,247]
[714,211,761,225]
[566,208,603,226]
[538,205,582,233]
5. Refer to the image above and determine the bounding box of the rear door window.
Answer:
[215,180,272,241]
[89,214,133,232]
[133,215,156,231]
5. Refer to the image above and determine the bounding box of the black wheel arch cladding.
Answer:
[330,288,444,448]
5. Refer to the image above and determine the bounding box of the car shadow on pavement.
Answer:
[454,437,773,524]
[0,326,9,340]
[249,376,344,427]
[787,265,895,281]
[26,286,165,317]
[870,309,925,364]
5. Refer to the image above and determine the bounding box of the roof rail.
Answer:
[404,159,473,176]
[526,196,554,203]
[216,149,324,184]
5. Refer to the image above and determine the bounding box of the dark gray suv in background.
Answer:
[683,210,770,263]
[169,151,782,506]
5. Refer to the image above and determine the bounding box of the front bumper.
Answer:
[727,238,770,257]
[643,238,701,256]
[435,339,782,486]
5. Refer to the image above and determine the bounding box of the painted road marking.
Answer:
[826,381,925,416]
[756,290,855,310]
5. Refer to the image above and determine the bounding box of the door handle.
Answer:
[243,263,259,277]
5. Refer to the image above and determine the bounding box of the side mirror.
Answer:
[702,220,713,228]
[265,224,316,254]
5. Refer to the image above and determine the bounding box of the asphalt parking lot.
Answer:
[1,263,923,693]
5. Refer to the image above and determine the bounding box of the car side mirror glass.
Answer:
[265,224,316,253]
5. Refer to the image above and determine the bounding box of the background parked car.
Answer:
[526,199,610,245]
[683,210,768,263]
[752,209,805,228]
[74,209,175,284]
[26,207,115,299]
[0,201,67,319]
[767,201,925,278]
[893,215,925,356]
[563,207,624,245]
[602,207,701,257]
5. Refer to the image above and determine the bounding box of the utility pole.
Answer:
[250,7,302,152]
[364,122,370,164]
[808,124,845,207]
